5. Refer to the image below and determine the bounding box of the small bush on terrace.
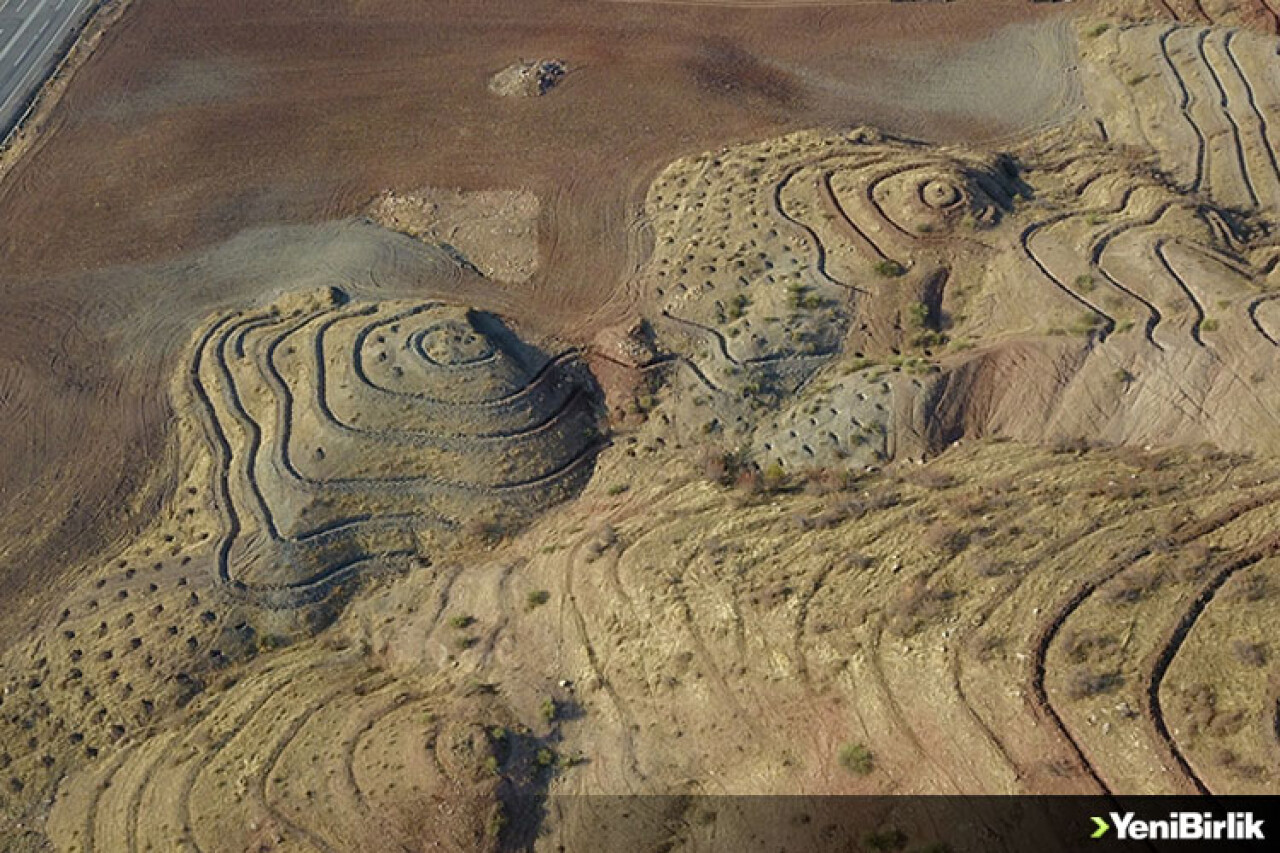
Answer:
[874,260,906,278]
[838,742,875,775]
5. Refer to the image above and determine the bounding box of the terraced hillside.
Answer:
[1081,21,1280,212]
[23,439,1280,853]
[187,288,601,608]
[2,6,1280,853]
[0,285,604,849]
[638,40,1280,469]
[1107,0,1280,34]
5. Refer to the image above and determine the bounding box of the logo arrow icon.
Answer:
[1091,816,1111,839]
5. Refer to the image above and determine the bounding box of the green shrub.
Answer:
[905,301,929,328]
[874,260,906,278]
[838,742,874,775]
[864,827,908,851]
[762,463,788,493]
[485,807,507,838]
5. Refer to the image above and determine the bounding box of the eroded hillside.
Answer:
[1,3,1280,852]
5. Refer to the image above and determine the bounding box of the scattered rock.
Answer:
[488,59,566,98]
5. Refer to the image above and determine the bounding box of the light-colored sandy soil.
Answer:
[368,188,542,282]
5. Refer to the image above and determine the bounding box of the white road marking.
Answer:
[0,1,47,64]
[13,12,55,69]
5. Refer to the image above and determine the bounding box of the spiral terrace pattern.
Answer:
[641,85,1280,468]
[187,289,602,607]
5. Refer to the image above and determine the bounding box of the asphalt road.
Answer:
[0,0,94,140]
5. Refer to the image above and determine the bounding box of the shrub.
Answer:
[1200,318,1220,332]
[525,589,550,610]
[734,467,764,496]
[924,522,969,557]
[1067,668,1123,699]
[485,806,507,838]
[838,742,874,775]
[874,260,906,278]
[559,751,586,769]
[912,330,946,349]
[1108,568,1164,605]
[461,517,506,547]
[700,448,744,487]
[944,489,994,519]
[901,467,956,490]
[1070,312,1105,336]
[1063,630,1115,664]
[762,463,789,493]
[449,614,475,630]
[890,573,957,635]
[1232,573,1269,602]
[1050,435,1093,455]
[1232,640,1268,667]
[864,827,908,851]
[905,301,929,328]
[866,487,902,511]
[540,697,558,723]
[585,523,618,561]
[802,467,854,496]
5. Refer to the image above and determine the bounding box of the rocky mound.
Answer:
[187,287,601,607]
[367,188,541,283]
[488,59,567,98]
